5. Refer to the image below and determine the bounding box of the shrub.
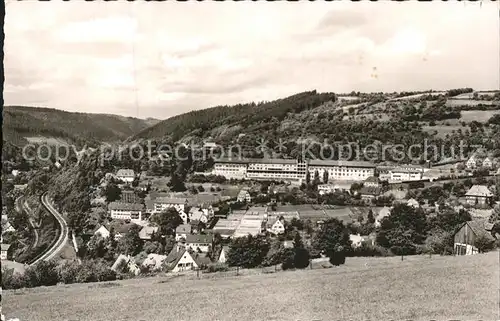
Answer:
[281,248,296,270]
[329,250,346,266]
[24,260,59,287]
[205,263,229,273]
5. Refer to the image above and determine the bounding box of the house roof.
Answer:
[365,176,380,183]
[460,220,495,242]
[108,202,144,211]
[94,225,110,235]
[308,159,375,168]
[139,226,159,239]
[185,233,213,244]
[1,243,11,251]
[360,186,381,196]
[237,190,250,197]
[110,222,137,234]
[116,169,135,177]
[176,224,191,234]
[465,185,493,197]
[155,197,188,205]
[141,253,168,270]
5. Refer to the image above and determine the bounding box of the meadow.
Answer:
[460,110,500,123]
[3,251,499,321]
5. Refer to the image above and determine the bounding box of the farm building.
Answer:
[465,185,493,206]
[453,220,495,255]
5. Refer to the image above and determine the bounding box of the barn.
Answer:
[453,220,495,255]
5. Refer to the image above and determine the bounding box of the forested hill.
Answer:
[130,91,337,143]
[3,106,160,147]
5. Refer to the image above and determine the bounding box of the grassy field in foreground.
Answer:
[3,252,499,321]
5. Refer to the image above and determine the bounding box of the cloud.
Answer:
[4,1,499,119]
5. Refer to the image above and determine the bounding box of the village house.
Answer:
[359,178,382,201]
[1,217,16,235]
[185,234,214,253]
[188,207,211,224]
[111,254,140,275]
[482,157,493,169]
[267,217,285,235]
[141,253,168,271]
[465,185,493,206]
[146,196,189,214]
[1,244,11,260]
[108,202,145,222]
[406,198,420,208]
[116,169,135,183]
[139,226,159,241]
[175,224,192,241]
[453,220,496,255]
[389,167,424,182]
[466,154,480,169]
[216,246,230,264]
[165,244,211,272]
[237,189,252,203]
[94,225,110,239]
[13,184,27,192]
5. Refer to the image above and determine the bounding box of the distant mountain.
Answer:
[3,106,159,147]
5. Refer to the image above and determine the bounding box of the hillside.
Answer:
[130,89,499,148]
[3,106,160,147]
[3,252,498,321]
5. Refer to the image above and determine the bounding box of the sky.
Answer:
[4,1,500,119]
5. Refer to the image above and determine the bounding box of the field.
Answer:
[25,136,69,145]
[4,252,499,321]
[446,99,498,107]
[460,110,500,123]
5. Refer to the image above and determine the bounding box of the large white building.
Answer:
[213,158,375,182]
[307,160,376,181]
[108,202,145,222]
[116,169,135,183]
[145,196,188,214]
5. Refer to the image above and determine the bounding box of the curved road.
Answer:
[30,193,69,265]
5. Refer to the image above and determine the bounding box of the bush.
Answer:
[329,250,346,266]
[205,263,229,273]
[24,260,59,287]
[2,267,27,290]
[348,243,392,257]
[281,248,296,270]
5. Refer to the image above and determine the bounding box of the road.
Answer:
[14,196,39,248]
[30,193,69,265]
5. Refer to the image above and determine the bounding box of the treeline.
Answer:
[132,91,337,141]
[2,259,117,290]
[3,106,155,147]
[447,88,474,97]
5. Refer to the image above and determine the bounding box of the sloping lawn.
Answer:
[3,252,499,321]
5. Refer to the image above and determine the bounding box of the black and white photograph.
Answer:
[1,1,500,320]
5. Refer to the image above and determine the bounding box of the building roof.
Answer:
[176,224,191,234]
[185,233,213,244]
[1,243,11,251]
[308,159,375,168]
[139,226,159,239]
[365,176,380,183]
[116,169,135,177]
[108,202,144,211]
[141,253,168,270]
[360,186,382,196]
[465,185,493,197]
[165,245,212,270]
[460,220,495,242]
[155,197,188,205]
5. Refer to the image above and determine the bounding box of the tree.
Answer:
[305,171,311,185]
[169,172,187,192]
[150,207,183,236]
[367,209,375,224]
[293,232,310,269]
[323,170,329,184]
[475,233,495,253]
[226,235,270,268]
[197,185,205,192]
[103,183,121,203]
[312,218,351,265]
[488,205,500,224]
[376,204,428,255]
[117,225,143,256]
[263,239,285,266]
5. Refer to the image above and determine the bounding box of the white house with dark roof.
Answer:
[146,196,188,214]
[185,234,213,253]
[165,245,211,272]
[237,189,252,203]
[407,198,420,208]
[94,225,110,238]
[108,202,145,222]
[267,218,285,235]
[175,224,192,241]
[465,185,493,206]
[482,157,493,169]
[466,155,479,169]
[116,169,135,183]
[1,244,11,260]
